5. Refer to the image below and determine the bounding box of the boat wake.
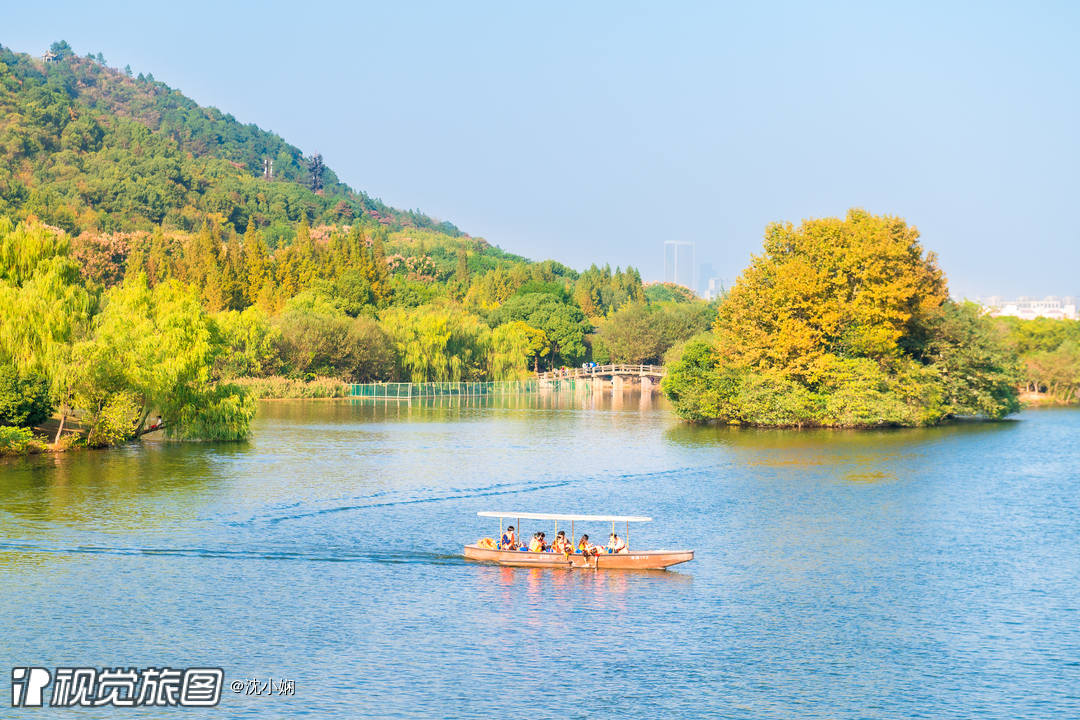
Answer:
[221,478,573,526]
[0,539,468,566]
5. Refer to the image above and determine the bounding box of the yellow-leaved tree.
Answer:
[663,209,1020,426]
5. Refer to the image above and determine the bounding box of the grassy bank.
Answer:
[229,376,348,400]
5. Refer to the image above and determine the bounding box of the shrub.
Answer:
[0,426,45,455]
[276,308,394,382]
[86,392,141,447]
[0,365,55,428]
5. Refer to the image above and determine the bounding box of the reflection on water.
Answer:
[2,398,1079,719]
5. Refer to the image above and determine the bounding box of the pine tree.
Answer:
[455,248,470,285]
[295,218,318,288]
[203,262,226,312]
[244,224,268,305]
[148,228,173,285]
[220,229,246,310]
[276,245,299,298]
[369,230,391,306]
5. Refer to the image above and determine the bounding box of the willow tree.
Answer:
[0,219,94,438]
[663,209,1020,426]
[380,303,492,382]
[488,321,546,380]
[73,275,255,442]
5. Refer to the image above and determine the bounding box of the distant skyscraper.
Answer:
[664,241,694,289]
[698,262,717,298]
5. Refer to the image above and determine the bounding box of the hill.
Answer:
[0,40,458,240]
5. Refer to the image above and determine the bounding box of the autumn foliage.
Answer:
[663,209,1021,426]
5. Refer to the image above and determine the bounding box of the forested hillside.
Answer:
[0,40,456,239]
[0,41,717,451]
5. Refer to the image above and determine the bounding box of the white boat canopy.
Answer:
[478,511,652,522]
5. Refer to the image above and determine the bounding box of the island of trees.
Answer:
[663,209,1034,426]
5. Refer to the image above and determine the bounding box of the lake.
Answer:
[2,392,1078,718]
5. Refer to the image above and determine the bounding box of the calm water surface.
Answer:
[2,393,1079,718]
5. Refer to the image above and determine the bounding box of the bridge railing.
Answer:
[535,364,666,381]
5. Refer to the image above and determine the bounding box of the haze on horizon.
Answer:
[4,1,1078,299]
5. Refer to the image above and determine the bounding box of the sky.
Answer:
[4,1,1078,298]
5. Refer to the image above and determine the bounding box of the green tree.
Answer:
[49,40,74,59]
[491,292,588,368]
[0,219,94,396]
[915,301,1022,418]
[380,303,491,382]
[488,321,544,380]
[215,307,284,378]
[0,365,54,427]
[276,301,393,382]
[72,275,255,442]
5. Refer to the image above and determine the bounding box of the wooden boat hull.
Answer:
[463,545,693,570]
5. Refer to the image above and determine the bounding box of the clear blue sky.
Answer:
[5,1,1078,298]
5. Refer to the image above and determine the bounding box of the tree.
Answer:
[489,321,546,380]
[599,301,714,364]
[275,299,393,382]
[0,366,54,428]
[491,292,588,368]
[306,153,325,192]
[380,303,491,382]
[599,302,662,364]
[243,224,269,304]
[367,231,392,305]
[664,210,1019,426]
[215,307,284,378]
[915,301,1022,418]
[455,248,470,285]
[72,275,255,442]
[49,41,74,60]
[0,219,94,396]
[716,208,948,385]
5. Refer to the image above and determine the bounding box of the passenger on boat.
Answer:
[607,533,628,554]
[577,534,600,556]
[551,531,571,554]
[528,532,545,553]
[500,526,518,550]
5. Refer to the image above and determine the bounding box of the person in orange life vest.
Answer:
[528,532,545,552]
[500,525,518,550]
[577,534,600,556]
[551,531,571,554]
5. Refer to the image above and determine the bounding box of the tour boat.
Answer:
[463,511,694,570]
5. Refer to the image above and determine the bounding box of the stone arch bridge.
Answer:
[535,364,666,394]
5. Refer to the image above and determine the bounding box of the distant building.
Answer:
[42,50,59,63]
[982,296,1077,320]
[706,277,726,301]
[664,241,694,289]
[698,262,718,298]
